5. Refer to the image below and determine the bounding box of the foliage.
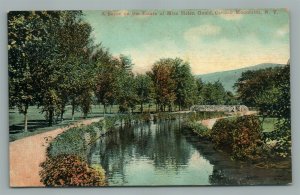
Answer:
[211,116,263,160]
[8,11,60,131]
[171,58,198,110]
[40,154,106,186]
[135,74,154,113]
[47,118,118,158]
[232,115,263,160]
[8,11,98,128]
[115,71,138,113]
[234,65,289,118]
[94,51,118,113]
[234,63,291,159]
[211,118,235,151]
[263,119,291,158]
[197,80,238,105]
[148,58,177,112]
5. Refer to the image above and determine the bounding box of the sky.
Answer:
[84,9,290,75]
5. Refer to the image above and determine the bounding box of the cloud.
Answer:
[184,24,221,43]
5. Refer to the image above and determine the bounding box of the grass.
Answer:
[260,117,277,132]
[9,105,105,142]
[9,104,179,141]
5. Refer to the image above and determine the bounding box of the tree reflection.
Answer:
[90,119,193,181]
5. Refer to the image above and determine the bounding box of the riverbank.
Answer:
[9,117,102,187]
[185,114,291,170]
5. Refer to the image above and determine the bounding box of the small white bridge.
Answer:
[190,105,249,114]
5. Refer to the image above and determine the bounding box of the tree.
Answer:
[115,70,137,113]
[171,58,197,110]
[94,56,118,115]
[8,11,61,131]
[234,67,282,116]
[148,59,176,112]
[234,62,291,152]
[53,11,95,121]
[135,74,154,113]
[201,81,226,105]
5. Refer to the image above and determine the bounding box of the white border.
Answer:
[1,0,300,195]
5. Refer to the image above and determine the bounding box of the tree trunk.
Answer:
[103,104,106,116]
[49,109,53,126]
[72,99,75,121]
[110,105,112,114]
[24,112,28,132]
[141,102,144,113]
[60,104,65,122]
[23,103,29,132]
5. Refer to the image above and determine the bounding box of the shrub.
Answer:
[211,118,235,151]
[263,119,291,158]
[211,116,264,161]
[232,115,263,160]
[47,120,107,159]
[40,154,106,187]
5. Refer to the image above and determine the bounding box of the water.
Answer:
[88,119,291,186]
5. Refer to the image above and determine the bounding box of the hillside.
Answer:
[197,63,285,93]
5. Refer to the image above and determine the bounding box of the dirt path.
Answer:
[200,111,257,129]
[9,117,102,187]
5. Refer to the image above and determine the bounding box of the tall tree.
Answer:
[171,58,197,110]
[135,74,154,113]
[8,11,61,130]
[53,11,95,121]
[94,53,118,114]
[234,67,281,116]
[149,58,176,112]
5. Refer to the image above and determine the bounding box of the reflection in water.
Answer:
[89,119,291,186]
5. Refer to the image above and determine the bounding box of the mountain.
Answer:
[196,63,285,93]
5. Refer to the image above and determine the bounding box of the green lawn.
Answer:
[260,117,277,132]
[9,104,160,141]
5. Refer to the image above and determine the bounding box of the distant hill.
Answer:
[196,63,285,93]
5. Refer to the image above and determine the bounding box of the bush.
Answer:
[263,119,291,158]
[211,116,263,160]
[40,154,106,187]
[47,120,106,159]
[211,118,235,151]
[232,115,263,160]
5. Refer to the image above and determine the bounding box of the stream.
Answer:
[88,118,291,186]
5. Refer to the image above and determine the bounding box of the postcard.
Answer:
[8,9,291,187]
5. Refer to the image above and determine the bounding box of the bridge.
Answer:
[190,105,249,114]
